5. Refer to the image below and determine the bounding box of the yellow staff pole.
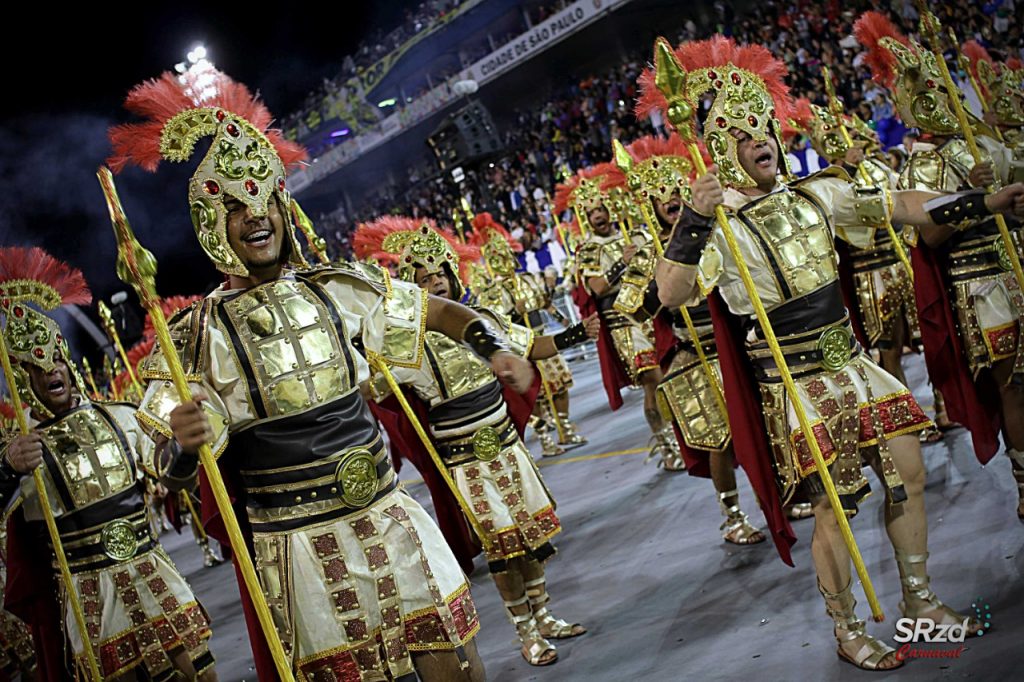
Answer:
[948,28,1004,144]
[81,357,103,401]
[612,139,731,431]
[654,39,883,620]
[821,66,914,283]
[917,8,1024,295]
[0,336,103,680]
[290,200,330,265]
[367,352,495,552]
[451,209,466,244]
[96,167,296,681]
[178,488,209,544]
[98,301,144,400]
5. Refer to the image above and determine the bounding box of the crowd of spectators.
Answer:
[311,0,1021,264]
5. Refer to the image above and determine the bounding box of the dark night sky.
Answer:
[2,4,414,309]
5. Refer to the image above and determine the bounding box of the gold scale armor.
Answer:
[899,136,1024,377]
[381,308,561,572]
[844,155,921,349]
[576,232,659,381]
[2,401,213,680]
[692,171,931,507]
[138,264,479,680]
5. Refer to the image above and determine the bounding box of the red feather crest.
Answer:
[0,247,92,307]
[636,36,793,125]
[107,70,307,174]
[962,40,995,96]
[352,216,478,264]
[142,295,203,340]
[469,213,522,252]
[1007,58,1023,71]
[853,11,911,88]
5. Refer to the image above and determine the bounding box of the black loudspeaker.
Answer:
[427,100,503,170]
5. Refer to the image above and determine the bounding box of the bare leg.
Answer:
[520,558,586,638]
[639,368,665,434]
[413,639,486,682]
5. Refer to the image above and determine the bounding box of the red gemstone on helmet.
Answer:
[227,123,240,137]
[33,348,44,358]
[56,334,63,343]
[13,307,24,318]
[731,72,741,85]
[405,256,412,263]
[748,115,758,127]
[716,116,727,128]
[245,179,259,196]
[204,180,220,195]
[926,79,936,89]
[714,80,723,89]
[277,177,286,191]
[216,110,226,122]
[708,70,717,80]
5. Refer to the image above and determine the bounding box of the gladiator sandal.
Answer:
[1008,448,1024,521]
[817,579,901,671]
[718,490,765,545]
[504,596,557,666]
[199,538,224,568]
[895,550,982,636]
[556,411,587,449]
[524,578,586,639]
[537,427,566,458]
[784,502,813,520]
[646,427,685,471]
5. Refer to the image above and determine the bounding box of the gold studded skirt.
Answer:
[658,346,730,452]
[536,353,573,395]
[851,242,920,349]
[603,312,658,382]
[253,489,479,682]
[65,546,213,680]
[451,439,560,573]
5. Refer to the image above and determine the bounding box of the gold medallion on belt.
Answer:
[472,426,501,462]
[994,238,1013,272]
[817,327,853,372]
[334,448,378,508]
[101,520,139,561]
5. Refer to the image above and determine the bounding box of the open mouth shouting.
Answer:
[46,377,67,398]
[753,147,775,170]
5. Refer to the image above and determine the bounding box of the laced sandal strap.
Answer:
[817,579,865,636]
[838,636,899,670]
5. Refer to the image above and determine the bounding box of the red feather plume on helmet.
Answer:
[107,70,308,174]
[787,97,815,136]
[552,164,617,215]
[961,40,995,98]
[352,215,480,266]
[853,11,912,89]
[468,213,522,252]
[636,36,794,126]
[1008,58,1023,71]
[0,247,92,307]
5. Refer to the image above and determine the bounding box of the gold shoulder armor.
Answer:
[379,283,427,369]
[614,241,657,316]
[790,165,854,187]
[303,262,392,299]
[138,300,209,382]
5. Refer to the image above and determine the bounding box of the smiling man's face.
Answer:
[224,195,287,277]
[26,355,75,415]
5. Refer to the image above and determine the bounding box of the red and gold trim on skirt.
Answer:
[791,390,930,478]
[296,584,480,682]
[984,320,1020,362]
[485,507,561,563]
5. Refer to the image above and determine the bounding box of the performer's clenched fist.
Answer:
[5,433,43,474]
[691,165,725,216]
[582,313,601,339]
[491,351,535,394]
[169,393,213,454]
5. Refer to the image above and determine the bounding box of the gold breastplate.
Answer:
[39,405,135,509]
[220,278,351,417]
[738,189,837,299]
[425,331,494,399]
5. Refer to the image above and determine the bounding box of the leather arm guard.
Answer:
[553,322,588,350]
[463,318,510,361]
[923,190,990,228]
[605,259,627,286]
[664,206,715,265]
[159,439,200,486]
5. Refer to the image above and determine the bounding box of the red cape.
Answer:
[370,375,542,574]
[911,243,1001,462]
[707,293,797,565]
[4,511,70,682]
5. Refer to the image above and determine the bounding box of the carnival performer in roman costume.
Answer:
[856,11,1024,520]
[648,36,1024,670]
[0,247,216,681]
[603,132,768,543]
[107,69,539,681]
[468,213,589,457]
[557,167,683,470]
[960,40,1024,181]
[353,217,594,667]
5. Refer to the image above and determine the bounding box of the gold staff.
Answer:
[98,301,144,400]
[96,167,296,681]
[367,352,494,552]
[821,66,915,283]
[451,208,467,244]
[0,331,102,680]
[290,200,330,265]
[916,7,1024,296]
[654,39,883,620]
[612,138,731,432]
[81,357,103,401]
